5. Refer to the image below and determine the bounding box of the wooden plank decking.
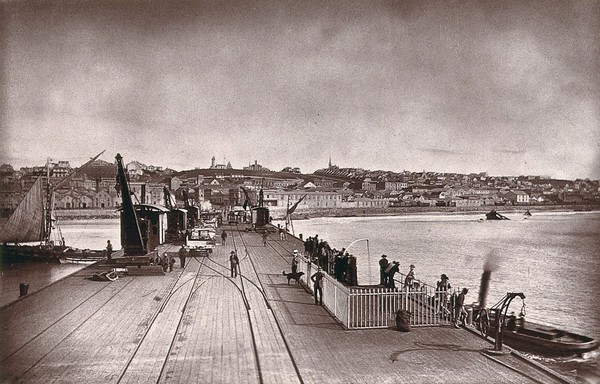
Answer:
[0,225,572,383]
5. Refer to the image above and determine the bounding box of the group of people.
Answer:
[377,254,470,327]
[378,255,417,289]
[108,228,471,327]
[147,245,190,272]
[434,273,469,327]
[301,235,359,286]
[303,235,333,270]
[152,250,175,272]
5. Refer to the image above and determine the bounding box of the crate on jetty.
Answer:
[104,256,165,276]
[109,256,151,266]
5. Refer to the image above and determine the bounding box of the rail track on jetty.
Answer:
[0,225,575,384]
[205,225,304,384]
[115,227,305,384]
[116,244,206,383]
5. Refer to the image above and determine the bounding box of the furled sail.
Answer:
[0,177,46,243]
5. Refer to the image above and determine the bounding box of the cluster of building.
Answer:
[1,157,599,217]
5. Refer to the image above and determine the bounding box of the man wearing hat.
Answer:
[378,254,389,286]
[229,251,239,278]
[404,264,416,289]
[291,250,299,274]
[178,245,187,269]
[311,267,324,305]
[437,274,451,313]
[454,287,469,328]
[386,261,400,288]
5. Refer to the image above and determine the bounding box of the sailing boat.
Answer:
[0,151,107,263]
[284,194,306,236]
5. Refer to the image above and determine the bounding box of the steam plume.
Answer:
[479,249,501,308]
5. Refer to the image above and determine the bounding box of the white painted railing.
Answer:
[346,285,453,329]
[297,254,454,329]
[297,255,350,324]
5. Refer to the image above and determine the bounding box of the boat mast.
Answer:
[44,157,53,244]
[44,150,107,245]
[285,194,296,236]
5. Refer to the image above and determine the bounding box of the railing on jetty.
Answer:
[296,254,454,330]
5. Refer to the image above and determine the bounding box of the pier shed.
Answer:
[126,204,169,251]
[251,206,270,228]
[166,208,187,243]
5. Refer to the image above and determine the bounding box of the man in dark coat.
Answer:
[454,288,469,328]
[178,245,187,269]
[311,267,324,305]
[229,251,239,277]
[105,240,113,262]
[379,254,389,286]
[386,261,400,288]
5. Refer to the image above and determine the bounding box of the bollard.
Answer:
[19,282,29,296]
[299,233,302,240]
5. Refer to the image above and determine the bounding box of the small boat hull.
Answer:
[503,328,600,356]
[485,210,510,220]
[59,256,104,264]
[478,312,600,356]
[0,244,63,263]
[1,244,104,264]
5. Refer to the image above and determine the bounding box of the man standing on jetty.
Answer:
[437,274,452,314]
[311,267,324,305]
[379,254,388,286]
[178,245,187,269]
[105,240,113,262]
[230,251,239,277]
[386,261,400,288]
[292,250,299,274]
[454,288,469,328]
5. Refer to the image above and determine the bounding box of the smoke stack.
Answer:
[478,269,492,309]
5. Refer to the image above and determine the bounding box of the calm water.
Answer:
[0,219,120,307]
[279,211,600,382]
[3,213,599,381]
[0,262,87,307]
[57,218,122,250]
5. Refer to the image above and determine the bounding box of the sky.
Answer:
[1,0,599,179]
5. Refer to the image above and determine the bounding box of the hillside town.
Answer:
[1,156,599,218]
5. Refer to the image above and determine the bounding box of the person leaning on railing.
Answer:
[404,264,415,289]
[436,274,451,314]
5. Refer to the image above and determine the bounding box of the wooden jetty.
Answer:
[0,225,573,383]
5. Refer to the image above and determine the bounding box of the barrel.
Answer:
[19,282,29,296]
[395,309,411,332]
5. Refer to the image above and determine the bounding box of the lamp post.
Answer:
[345,238,370,284]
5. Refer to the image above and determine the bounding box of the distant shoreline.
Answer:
[50,204,599,221]
[274,205,599,220]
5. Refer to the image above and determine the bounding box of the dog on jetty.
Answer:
[282,271,304,285]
